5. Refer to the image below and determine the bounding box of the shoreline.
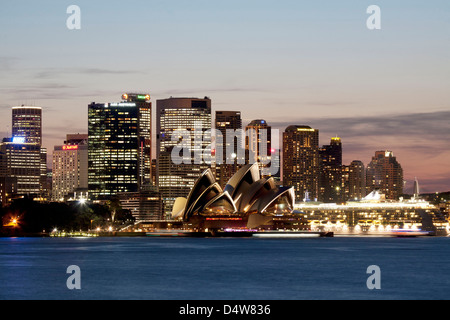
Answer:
[1,230,448,239]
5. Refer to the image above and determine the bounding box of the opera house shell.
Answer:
[172,163,299,230]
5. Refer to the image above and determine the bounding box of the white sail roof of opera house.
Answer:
[172,163,295,221]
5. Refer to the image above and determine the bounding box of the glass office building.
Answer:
[88,94,152,200]
[283,125,320,202]
[0,106,44,200]
[156,97,212,217]
[0,138,41,196]
[215,111,243,186]
[12,106,42,145]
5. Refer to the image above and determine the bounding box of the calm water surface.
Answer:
[0,236,449,300]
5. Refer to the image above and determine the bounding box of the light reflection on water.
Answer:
[0,236,449,300]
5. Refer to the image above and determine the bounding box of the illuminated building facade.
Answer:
[0,138,41,196]
[282,125,319,202]
[156,97,212,216]
[348,160,366,200]
[245,120,273,177]
[52,134,88,201]
[319,137,342,203]
[341,164,350,202]
[39,147,50,201]
[11,106,47,199]
[12,106,42,145]
[88,94,152,200]
[366,151,403,200]
[0,177,17,206]
[118,185,163,221]
[215,111,243,186]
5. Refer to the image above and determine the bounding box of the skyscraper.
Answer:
[341,164,350,202]
[348,160,366,201]
[52,134,88,201]
[88,94,152,200]
[282,125,319,202]
[12,106,42,145]
[1,106,44,199]
[319,137,343,203]
[157,97,212,216]
[0,138,41,197]
[215,111,242,186]
[39,147,51,201]
[366,151,404,200]
[245,119,273,177]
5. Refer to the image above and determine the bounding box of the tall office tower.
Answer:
[12,106,42,145]
[215,111,242,186]
[122,93,152,185]
[52,134,88,202]
[348,160,366,201]
[11,106,47,198]
[88,93,152,200]
[157,97,212,216]
[319,137,343,203]
[245,119,273,176]
[366,151,404,200]
[340,165,350,202]
[0,146,18,206]
[282,125,319,202]
[39,147,50,200]
[0,138,41,197]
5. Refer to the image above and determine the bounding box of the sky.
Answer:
[0,0,449,193]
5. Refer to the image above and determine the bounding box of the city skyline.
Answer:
[2,1,450,304]
[0,99,448,195]
[0,1,449,193]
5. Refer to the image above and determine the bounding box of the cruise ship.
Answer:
[295,190,449,236]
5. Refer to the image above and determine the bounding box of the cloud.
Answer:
[0,83,79,101]
[79,68,142,75]
[270,110,450,192]
[34,67,143,79]
[270,110,450,143]
[154,86,265,97]
[0,81,123,102]
[0,57,19,71]
[305,100,357,108]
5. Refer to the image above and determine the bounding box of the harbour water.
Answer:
[1,236,449,300]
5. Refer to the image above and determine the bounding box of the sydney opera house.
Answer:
[170,163,307,232]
